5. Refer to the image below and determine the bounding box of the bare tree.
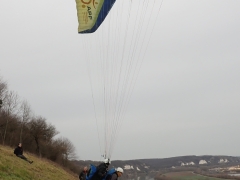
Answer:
[2,91,19,145]
[54,137,77,166]
[27,116,58,157]
[0,77,8,101]
[61,137,77,161]
[0,77,7,118]
[19,100,32,142]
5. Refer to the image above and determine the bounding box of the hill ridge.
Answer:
[74,155,240,173]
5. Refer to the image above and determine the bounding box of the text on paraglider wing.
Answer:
[87,6,93,20]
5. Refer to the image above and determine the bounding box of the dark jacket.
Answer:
[79,170,88,180]
[109,173,118,180]
[91,163,109,180]
[14,146,23,156]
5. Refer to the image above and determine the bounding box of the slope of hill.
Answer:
[0,145,78,180]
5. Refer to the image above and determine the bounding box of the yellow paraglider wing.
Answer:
[75,0,116,33]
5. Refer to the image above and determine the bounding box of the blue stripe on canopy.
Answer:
[79,0,116,34]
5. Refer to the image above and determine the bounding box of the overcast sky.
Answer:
[1,0,240,161]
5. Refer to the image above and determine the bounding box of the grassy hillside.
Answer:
[0,145,78,180]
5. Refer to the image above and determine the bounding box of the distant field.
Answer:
[160,171,228,180]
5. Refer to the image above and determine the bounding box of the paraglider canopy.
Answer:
[75,0,116,33]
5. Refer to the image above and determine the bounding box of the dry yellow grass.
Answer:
[0,145,78,180]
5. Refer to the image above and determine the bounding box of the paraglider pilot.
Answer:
[107,167,124,180]
[79,166,88,180]
[91,158,111,180]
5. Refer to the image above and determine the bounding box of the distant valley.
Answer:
[73,155,240,179]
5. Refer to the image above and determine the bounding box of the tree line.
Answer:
[0,76,79,172]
